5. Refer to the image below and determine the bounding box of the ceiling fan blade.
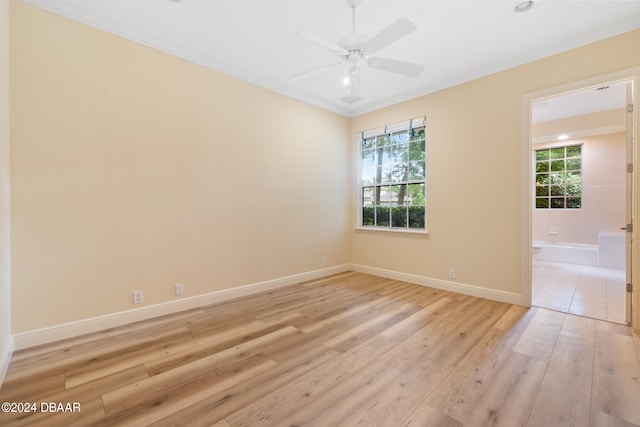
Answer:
[363,18,417,55]
[367,57,424,77]
[297,31,346,57]
[289,61,344,81]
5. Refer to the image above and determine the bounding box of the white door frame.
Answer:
[520,68,640,330]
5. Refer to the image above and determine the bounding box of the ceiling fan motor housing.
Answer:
[339,33,368,52]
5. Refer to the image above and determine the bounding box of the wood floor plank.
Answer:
[525,317,596,426]
[4,326,192,386]
[423,299,512,367]
[381,296,456,341]
[148,344,340,427]
[101,356,277,427]
[512,307,565,362]
[225,334,397,427]
[591,326,640,425]
[462,351,548,426]
[143,319,279,376]
[401,403,464,427]
[591,411,640,427]
[424,305,535,422]
[8,308,209,363]
[1,272,637,427]
[274,360,401,427]
[338,355,454,427]
[378,296,495,371]
[322,302,420,352]
[101,326,297,416]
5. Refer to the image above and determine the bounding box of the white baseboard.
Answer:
[0,334,13,388]
[13,264,350,350]
[350,264,524,306]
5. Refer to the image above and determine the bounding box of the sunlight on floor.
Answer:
[532,260,627,324]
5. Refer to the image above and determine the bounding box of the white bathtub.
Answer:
[532,241,598,266]
[533,232,625,270]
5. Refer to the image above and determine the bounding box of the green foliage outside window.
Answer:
[535,145,582,209]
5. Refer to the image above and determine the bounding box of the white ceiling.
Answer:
[533,81,629,123]
[21,0,640,118]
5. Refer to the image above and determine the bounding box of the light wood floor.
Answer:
[1,272,639,426]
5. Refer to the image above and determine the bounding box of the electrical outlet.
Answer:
[175,283,183,296]
[448,269,456,279]
[133,290,143,304]
[322,257,327,266]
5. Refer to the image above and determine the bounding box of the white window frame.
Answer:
[356,116,427,234]
[534,143,583,210]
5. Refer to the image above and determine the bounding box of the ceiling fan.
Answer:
[290,0,425,104]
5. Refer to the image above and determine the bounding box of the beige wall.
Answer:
[0,0,11,375]
[10,1,350,333]
[350,30,640,295]
[533,131,626,246]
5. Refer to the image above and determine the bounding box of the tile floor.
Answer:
[532,260,628,324]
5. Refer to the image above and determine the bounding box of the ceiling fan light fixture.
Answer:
[514,1,535,13]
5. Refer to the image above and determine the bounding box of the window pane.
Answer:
[377,135,390,147]
[566,158,581,170]
[362,137,376,150]
[389,185,401,205]
[536,162,550,173]
[376,207,390,226]
[381,147,392,164]
[550,148,564,159]
[566,145,581,158]
[408,183,425,206]
[536,150,549,161]
[391,130,409,144]
[566,172,581,196]
[536,173,549,185]
[536,186,549,197]
[411,128,425,141]
[536,198,549,208]
[550,160,564,172]
[380,166,392,184]
[362,149,376,168]
[549,172,564,184]
[362,187,375,206]
[409,140,426,161]
[397,184,410,205]
[408,206,425,228]
[566,198,581,209]
[392,143,408,163]
[377,186,392,205]
[409,161,425,180]
[362,207,375,225]
[392,207,407,228]
[391,164,408,183]
[550,198,565,208]
[362,167,376,186]
[550,185,564,196]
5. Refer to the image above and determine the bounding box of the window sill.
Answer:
[355,226,429,236]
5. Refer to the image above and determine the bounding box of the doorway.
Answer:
[528,79,633,324]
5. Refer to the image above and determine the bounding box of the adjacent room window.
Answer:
[359,117,426,230]
[535,144,582,209]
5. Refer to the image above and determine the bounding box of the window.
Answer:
[360,117,426,230]
[535,144,582,209]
